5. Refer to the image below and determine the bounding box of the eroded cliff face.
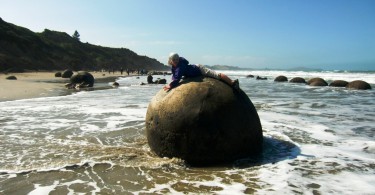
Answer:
[0,17,166,72]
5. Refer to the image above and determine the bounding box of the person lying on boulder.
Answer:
[163,53,240,91]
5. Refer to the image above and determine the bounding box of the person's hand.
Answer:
[163,85,171,91]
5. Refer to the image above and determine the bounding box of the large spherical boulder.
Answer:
[70,71,95,87]
[346,80,372,90]
[146,76,263,165]
[290,77,306,83]
[329,80,348,87]
[307,78,328,86]
[274,75,288,82]
[61,69,74,78]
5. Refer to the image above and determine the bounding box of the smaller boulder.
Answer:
[310,81,328,86]
[307,78,328,86]
[6,76,17,80]
[274,75,288,82]
[246,75,254,78]
[256,76,267,80]
[61,69,74,78]
[346,80,372,90]
[329,80,348,87]
[112,82,120,87]
[55,72,62,77]
[290,77,306,83]
[155,78,167,84]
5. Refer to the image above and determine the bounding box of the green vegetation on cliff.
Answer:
[0,18,167,72]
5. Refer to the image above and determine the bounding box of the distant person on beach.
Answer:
[163,53,239,91]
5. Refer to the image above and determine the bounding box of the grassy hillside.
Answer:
[0,17,167,72]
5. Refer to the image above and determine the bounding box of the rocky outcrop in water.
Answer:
[61,69,74,78]
[346,80,372,90]
[55,72,62,77]
[307,78,328,86]
[147,75,167,84]
[146,76,263,165]
[329,80,348,87]
[112,82,119,87]
[65,71,95,89]
[274,75,288,82]
[154,78,166,84]
[289,77,306,83]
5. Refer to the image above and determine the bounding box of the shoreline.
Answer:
[0,71,130,102]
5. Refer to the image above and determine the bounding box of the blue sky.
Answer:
[1,0,374,70]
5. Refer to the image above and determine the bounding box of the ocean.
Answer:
[0,70,374,194]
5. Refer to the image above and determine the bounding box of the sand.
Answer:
[0,71,127,102]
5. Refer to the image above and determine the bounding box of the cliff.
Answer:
[0,17,167,72]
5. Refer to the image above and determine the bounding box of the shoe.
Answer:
[232,79,240,91]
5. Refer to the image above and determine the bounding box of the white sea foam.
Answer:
[221,70,375,84]
[28,181,59,195]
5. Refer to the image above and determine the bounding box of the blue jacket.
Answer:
[170,57,202,88]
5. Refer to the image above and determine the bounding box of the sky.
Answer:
[1,0,374,71]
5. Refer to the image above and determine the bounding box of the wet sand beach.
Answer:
[0,71,127,102]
